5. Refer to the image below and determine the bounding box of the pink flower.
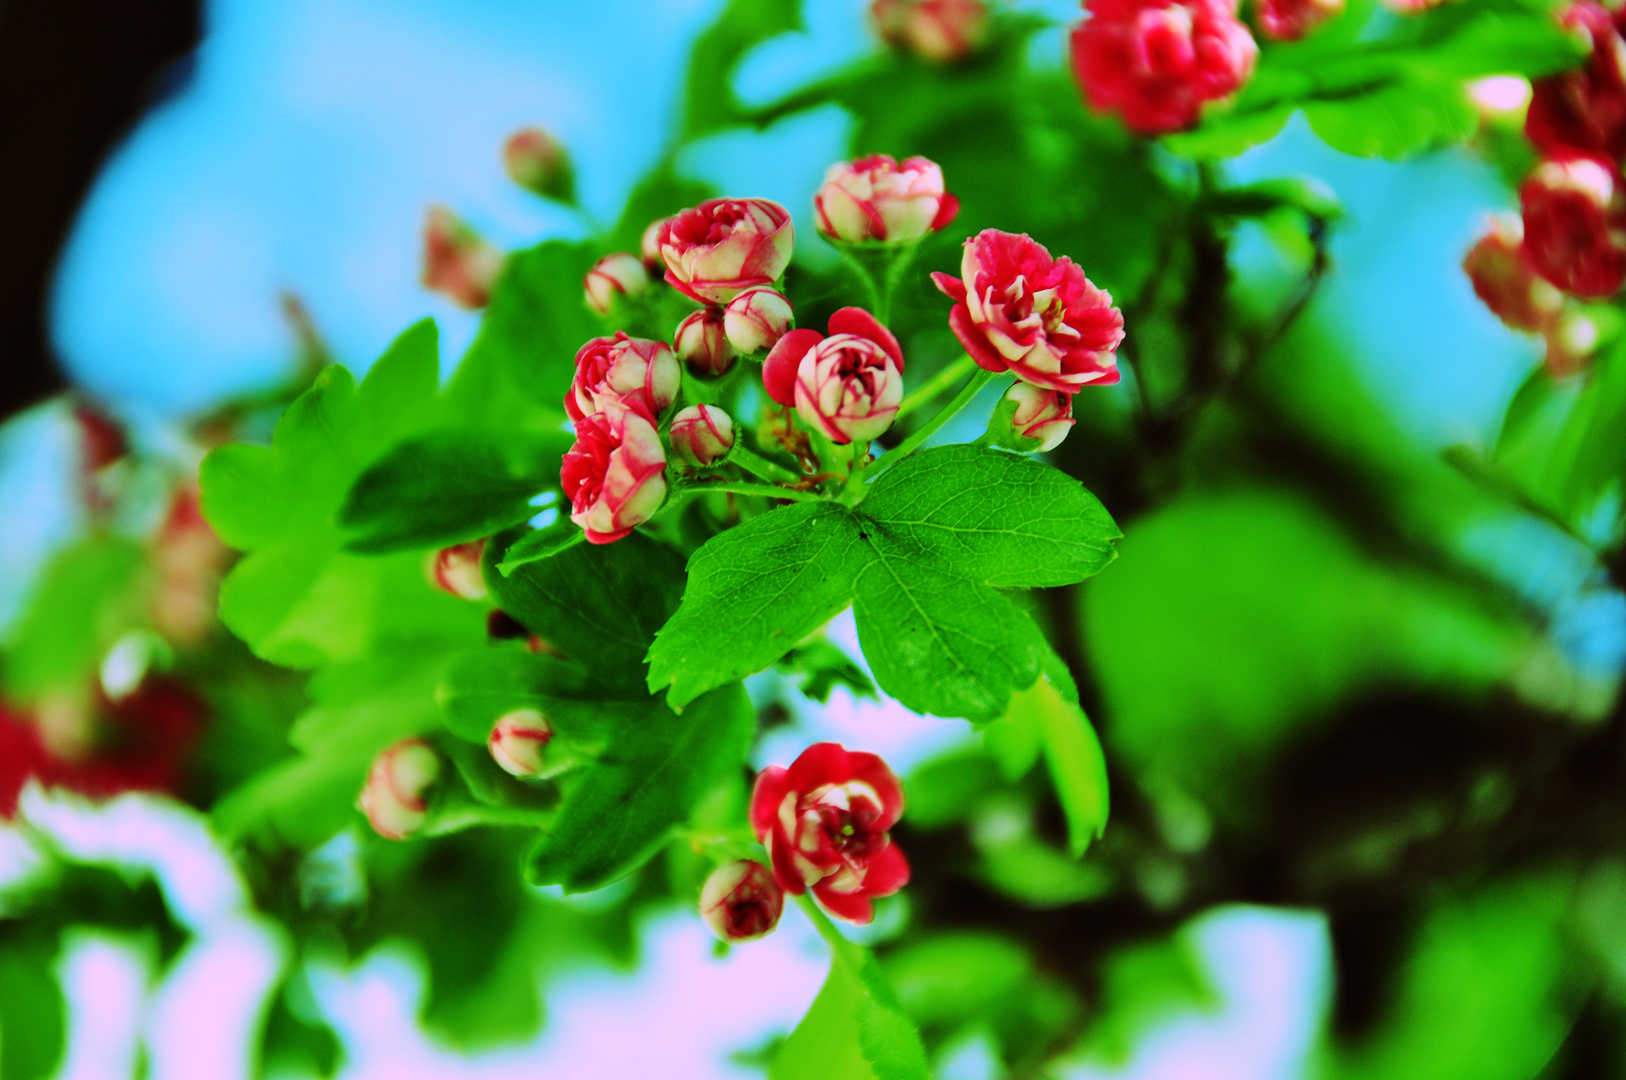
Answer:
[931,230,1124,392]
[561,398,668,544]
[1527,3,1626,161]
[669,405,736,467]
[749,743,910,925]
[422,206,504,309]
[1520,155,1626,298]
[699,860,786,942]
[762,308,905,445]
[1004,383,1076,452]
[1462,215,1564,334]
[1070,0,1258,134]
[583,253,650,316]
[814,155,961,243]
[431,540,488,601]
[658,198,795,304]
[502,126,572,200]
[1255,0,1342,41]
[359,739,440,840]
[567,332,680,423]
[723,287,795,354]
[675,307,738,376]
[870,0,990,62]
[488,708,552,778]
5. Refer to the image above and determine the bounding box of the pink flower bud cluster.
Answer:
[1070,0,1258,135]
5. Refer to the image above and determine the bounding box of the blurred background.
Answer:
[4,0,1622,1077]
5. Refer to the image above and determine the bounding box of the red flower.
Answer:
[749,742,910,924]
[699,860,785,942]
[657,198,795,305]
[1462,215,1564,334]
[567,332,680,423]
[814,155,960,244]
[1527,3,1626,162]
[422,206,503,309]
[932,230,1123,392]
[1070,0,1257,134]
[561,397,668,544]
[1520,155,1626,299]
[1254,0,1342,41]
[675,307,737,376]
[762,308,905,445]
[870,0,990,62]
[668,404,736,467]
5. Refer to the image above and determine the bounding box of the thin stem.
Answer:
[865,368,1000,484]
[687,480,823,502]
[730,445,801,484]
[794,893,849,952]
[896,355,976,420]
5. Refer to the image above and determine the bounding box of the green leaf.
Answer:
[0,933,66,1080]
[339,429,572,553]
[459,240,602,408]
[774,640,876,704]
[436,646,637,748]
[682,0,802,140]
[486,529,687,691]
[1009,665,1110,856]
[1,536,146,700]
[649,446,1120,721]
[1163,104,1295,160]
[525,682,754,892]
[772,925,931,1080]
[647,502,868,707]
[494,519,589,574]
[1302,70,1477,161]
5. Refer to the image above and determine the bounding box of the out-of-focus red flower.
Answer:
[1462,216,1565,334]
[1527,3,1626,161]
[1520,155,1626,298]
[870,0,990,62]
[1070,0,1257,134]
[422,206,504,309]
[1254,0,1342,41]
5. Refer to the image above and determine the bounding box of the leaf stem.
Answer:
[730,445,802,484]
[794,893,849,953]
[687,480,823,502]
[896,355,976,419]
[865,368,1000,484]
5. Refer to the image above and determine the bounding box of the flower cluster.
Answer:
[1463,2,1626,373]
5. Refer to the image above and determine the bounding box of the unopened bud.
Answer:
[423,206,503,309]
[669,405,736,467]
[488,708,553,777]
[584,253,650,316]
[642,217,671,271]
[431,540,487,600]
[699,860,785,943]
[994,383,1075,453]
[359,739,441,840]
[674,307,737,377]
[724,287,795,354]
[502,126,573,201]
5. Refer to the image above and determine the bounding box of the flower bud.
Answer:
[764,309,905,445]
[1070,0,1258,135]
[488,708,553,778]
[870,0,990,62]
[750,743,909,925]
[1462,215,1563,334]
[502,126,574,201]
[562,398,668,544]
[1520,155,1626,298]
[359,739,440,840]
[422,206,504,309]
[1255,0,1342,41]
[658,198,795,304]
[584,252,650,316]
[669,405,736,467]
[815,155,960,243]
[699,860,785,943]
[675,307,738,376]
[641,217,671,271]
[568,333,681,422]
[996,383,1076,452]
[431,540,487,600]
[723,287,795,354]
